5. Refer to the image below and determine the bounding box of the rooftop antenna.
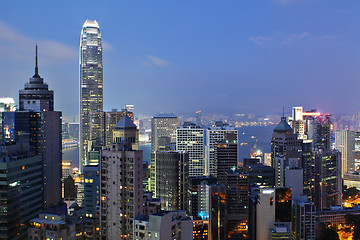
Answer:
[281,106,285,120]
[33,44,40,78]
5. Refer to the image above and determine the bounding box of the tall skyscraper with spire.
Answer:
[19,46,62,209]
[79,20,103,172]
[19,45,54,112]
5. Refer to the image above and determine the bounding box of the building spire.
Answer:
[281,106,286,121]
[33,45,40,78]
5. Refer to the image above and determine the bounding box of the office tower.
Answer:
[335,130,355,175]
[206,122,238,177]
[151,113,179,152]
[197,184,226,240]
[188,175,217,218]
[215,137,238,184]
[150,151,189,211]
[314,149,342,210]
[225,168,249,239]
[301,139,314,198]
[19,47,62,209]
[176,122,205,176]
[80,19,103,172]
[309,114,332,150]
[0,97,16,112]
[100,143,143,239]
[112,115,139,150]
[0,143,43,239]
[291,197,316,240]
[247,163,275,187]
[133,210,193,239]
[256,188,276,240]
[89,109,134,149]
[84,165,100,239]
[271,117,302,186]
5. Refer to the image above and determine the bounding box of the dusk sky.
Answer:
[1,0,359,120]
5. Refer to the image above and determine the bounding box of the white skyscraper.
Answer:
[335,130,355,175]
[206,121,237,177]
[176,122,205,176]
[79,20,103,172]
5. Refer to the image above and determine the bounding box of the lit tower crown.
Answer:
[19,45,54,111]
[79,19,103,172]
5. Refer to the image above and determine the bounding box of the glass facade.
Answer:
[79,20,103,172]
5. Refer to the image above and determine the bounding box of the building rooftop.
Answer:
[274,117,293,133]
[135,215,150,222]
[83,19,99,29]
[115,115,136,129]
[154,113,177,118]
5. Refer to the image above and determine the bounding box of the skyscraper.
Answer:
[19,46,62,209]
[100,143,143,239]
[335,130,355,175]
[176,122,205,176]
[206,121,238,177]
[80,19,103,172]
[151,113,179,152]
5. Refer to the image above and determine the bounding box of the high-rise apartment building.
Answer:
[335,130,355,175]
[206,122,238,177]
[80,19,103,172]
[176,122,205,176]
[100,143,143,239]
[151,113,179,152]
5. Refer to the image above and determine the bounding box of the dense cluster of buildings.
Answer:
[2,19,360,240]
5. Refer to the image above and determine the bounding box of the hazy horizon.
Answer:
[1,1,360,119]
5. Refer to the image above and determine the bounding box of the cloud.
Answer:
[0,20,76,64]
[102,40,114,51]
[146,55,170,67]
[282,32,310,44]
[249,36,272,47]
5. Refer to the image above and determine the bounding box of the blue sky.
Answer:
[1,0,359,119]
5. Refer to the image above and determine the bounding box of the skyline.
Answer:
[1,1,360,119]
